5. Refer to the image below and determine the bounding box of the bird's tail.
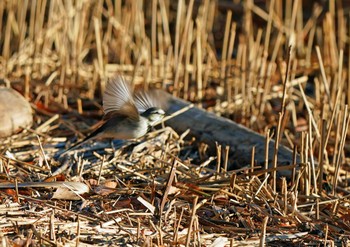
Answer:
[55,136,90,158]
[55,118,108,158]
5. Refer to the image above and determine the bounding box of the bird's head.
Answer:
[141,107,165,126]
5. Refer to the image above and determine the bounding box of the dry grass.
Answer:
[0,0,350,246]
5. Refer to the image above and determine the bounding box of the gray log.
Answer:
[164,93,298,177]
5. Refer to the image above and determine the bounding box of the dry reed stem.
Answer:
[272,46,292,192]
[174,0,194,97]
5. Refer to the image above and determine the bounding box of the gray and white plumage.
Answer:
[61,76,167,155]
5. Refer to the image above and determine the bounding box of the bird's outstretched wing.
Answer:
[103,76,139,120]
[134,88,168,113]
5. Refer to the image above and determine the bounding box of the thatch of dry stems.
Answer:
[0,0,350,246]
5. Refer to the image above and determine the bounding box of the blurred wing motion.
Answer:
[103,76,139,120]
[134,88,168,113]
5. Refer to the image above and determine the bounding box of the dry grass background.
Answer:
[0,0,350,246]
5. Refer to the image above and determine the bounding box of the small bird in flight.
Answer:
[60,75,167,155]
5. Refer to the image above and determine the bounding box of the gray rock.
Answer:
[0,87,33,137]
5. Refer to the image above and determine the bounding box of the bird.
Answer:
[59,75,167,156]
